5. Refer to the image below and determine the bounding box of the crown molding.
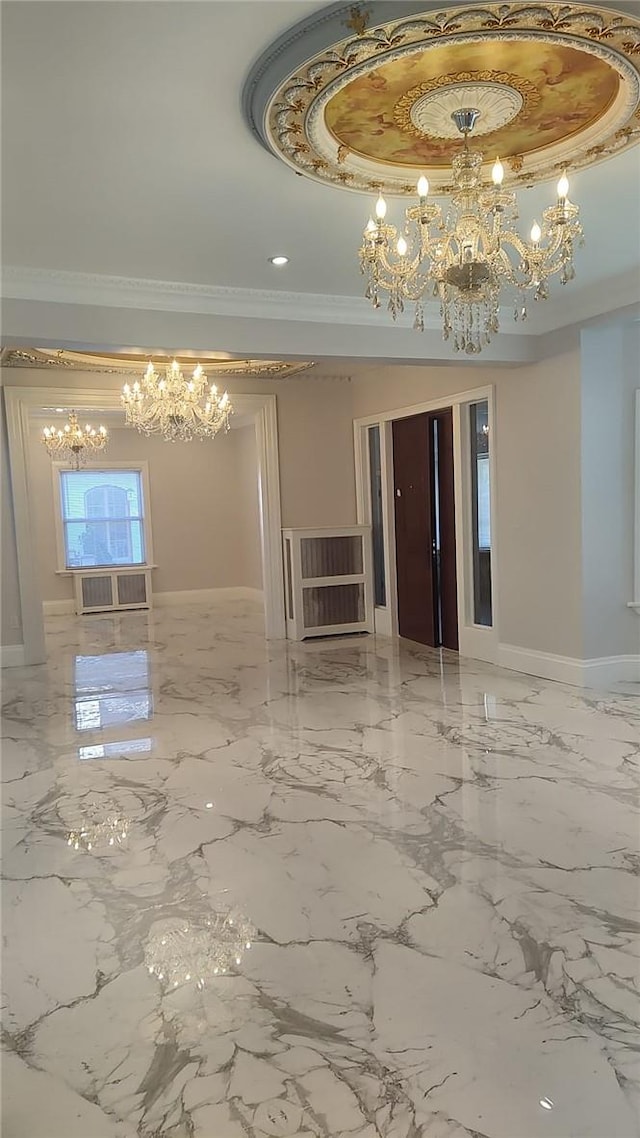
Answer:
[4,265,635,357]
[1,264,540,340]
[2,265,420,329]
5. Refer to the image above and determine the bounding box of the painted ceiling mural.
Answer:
[245,1,640,194]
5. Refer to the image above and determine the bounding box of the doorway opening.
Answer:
[392,408,458,650]
[3,386,285,666]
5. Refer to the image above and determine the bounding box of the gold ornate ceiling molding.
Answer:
[256,2,640,194]
[1,348,315,380]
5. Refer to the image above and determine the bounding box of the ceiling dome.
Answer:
[243,0,640,194]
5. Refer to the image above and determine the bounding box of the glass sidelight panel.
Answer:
[470,401,493,626]
[368,425,386,606]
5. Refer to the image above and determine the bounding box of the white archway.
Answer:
[3,384,286,665]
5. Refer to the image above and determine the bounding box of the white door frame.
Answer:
[354,384,499,663]
[3,385,286,665]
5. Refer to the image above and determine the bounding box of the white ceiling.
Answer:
[2,1,640,364]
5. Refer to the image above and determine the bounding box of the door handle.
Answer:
[396,488,402,497]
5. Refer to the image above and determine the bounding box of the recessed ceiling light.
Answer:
[55,408,64,413]
[269,255,289,267]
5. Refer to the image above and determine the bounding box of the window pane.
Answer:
[60,469,143,519]
[368,425,386,607]
[477,455,491,549]
[64,520,145,568]
[470,401,492,626]
[59,469,145,568]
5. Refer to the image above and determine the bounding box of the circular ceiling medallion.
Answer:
[397,74,534,141]
[244,1,640,194]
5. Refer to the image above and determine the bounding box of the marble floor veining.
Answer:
[2,599,639,1138]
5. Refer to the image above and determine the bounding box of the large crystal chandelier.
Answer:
[122,358,232,441]
[42,410,108,469]
[360,108,583,354]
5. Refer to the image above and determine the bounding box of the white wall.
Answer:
[275,378,356,528]
[27,421,262,602]
[495,350,583,659]
[580,322,640,659]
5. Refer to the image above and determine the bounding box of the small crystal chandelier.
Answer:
[360,108,584,354]
[42,410,108,469]
[122,358,232,442]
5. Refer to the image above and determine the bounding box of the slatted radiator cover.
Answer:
[82,574,113,610]
[74,569,152,614]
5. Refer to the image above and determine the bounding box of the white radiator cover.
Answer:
[73,568,152,615]
[282,526,373,640]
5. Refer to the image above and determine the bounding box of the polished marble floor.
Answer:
[2,599,639,1138]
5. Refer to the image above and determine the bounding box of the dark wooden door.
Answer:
[392,409,458,650]
[393,414,436,646]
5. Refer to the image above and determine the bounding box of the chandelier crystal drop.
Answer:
[42,410,108,469]
[122,359,233,442]
[359,108,584,354]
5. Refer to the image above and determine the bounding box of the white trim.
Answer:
[42,600,75,616]
[51,459,155,573]
[154,587,264,607]
[1,265,427,329]
[42,586,265,617]
[0,644,26,668]
[627,388,640,616]
[3,265,638,345]
[4,390,47,664]
[354,386,495,428]
[354,385,496,661]
[3,385,285,663]
[355,420,398,638]
[256,395,286,638]
[379,420,399,639]
[497,643,640,688]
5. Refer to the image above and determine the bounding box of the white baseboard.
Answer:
[1,644,26,668]
[43,587,265,617]
[579,654,640,688]
[154,587,264,607]
[497,643,640,687]
[43,599,75,615]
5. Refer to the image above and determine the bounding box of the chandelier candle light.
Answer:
[360,108,583,354]
[42,410,108,469]
[122,359,233,442]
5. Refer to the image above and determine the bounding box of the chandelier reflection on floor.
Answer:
[145,909,255,991]
[360,108,583,354]
[42,410,108,469]
[122,359,232,442]
[66,803,130,852]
